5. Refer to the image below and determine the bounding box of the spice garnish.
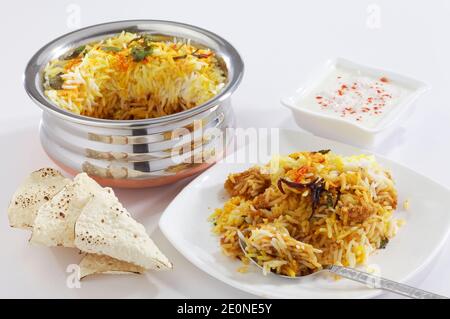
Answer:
[192,49,212,59]
[326,192,334,208]
[334,190,341,209]
[277,177,326,219]
[48,72,64,90]
[277,179,285,194]
[101,46,122,52]
[379,237,389,249]
[131,46,153,62]
[309,178,325,218]
[63,45,86,60]
[173,54,187,60]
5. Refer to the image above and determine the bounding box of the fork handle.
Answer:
[327,265,447,299]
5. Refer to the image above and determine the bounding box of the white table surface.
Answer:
[1,0,449,298]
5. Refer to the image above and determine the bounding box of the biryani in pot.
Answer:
[43,31,227,120]
[209,150,401,277]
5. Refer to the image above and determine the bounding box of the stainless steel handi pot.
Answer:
[24,20,244,188]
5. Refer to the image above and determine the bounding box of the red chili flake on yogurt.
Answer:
[309,72,402,126]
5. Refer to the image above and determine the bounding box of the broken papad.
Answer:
[79,253,145,279]
[8,168,70,229]
[74,190,172,270]
[30,173,109,247]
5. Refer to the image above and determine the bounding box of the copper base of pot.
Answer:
[46,153,214,188]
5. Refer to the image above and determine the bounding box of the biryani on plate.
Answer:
[209,150,401,277]
[43,31,227,120]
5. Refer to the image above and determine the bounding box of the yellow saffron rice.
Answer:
[43,31,226,120]
[209,151,400,277]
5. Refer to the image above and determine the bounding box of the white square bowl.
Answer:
[281,58,430,146]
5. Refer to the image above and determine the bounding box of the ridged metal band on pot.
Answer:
[24,20,244,188]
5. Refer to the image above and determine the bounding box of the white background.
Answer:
[1,0,449,298]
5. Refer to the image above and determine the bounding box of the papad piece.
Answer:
[74,191,172,270]
[30,173,107,247]
[8,168,70,229]
[79,253,145,279]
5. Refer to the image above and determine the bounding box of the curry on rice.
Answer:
[210,150,400,277]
